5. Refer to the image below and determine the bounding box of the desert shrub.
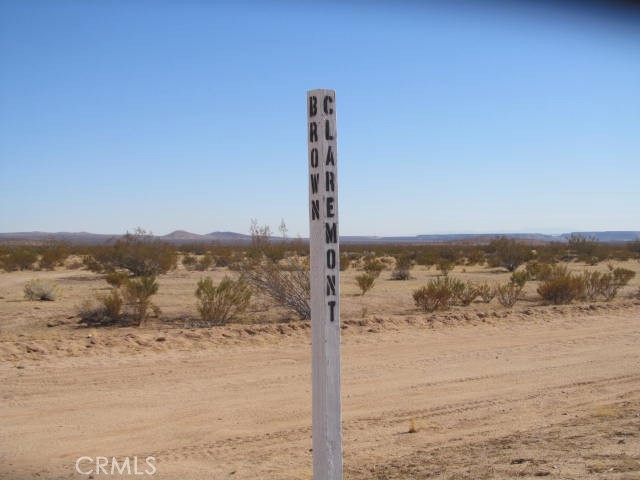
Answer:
[525,261,555,281]
[78,290,123,326]
[487,237,531,272]
[437,260,454,276]
[510,270,529,288]
[495,282,522,307]
[84,229,177,277]
[123,276,160,326]
[477,283,496,303]
[537,272,585,305]
[39,242,69,270]
[413,277,456,312]
[465,248,485,266]
[582,270,612,301]
[568,234,603,264]
[101,289,123,319]
[609,266,636,287]
[241,257,310,320]
[182,253,198,270]
[24,279,59,301]
[195,276,252,325]
[105,271,129,288]
[456,281,480,306]
[195,252,214,271]
[390,255,413,280]
[363,256,384,278]
[355,273,377,295]
[1,247,38,271]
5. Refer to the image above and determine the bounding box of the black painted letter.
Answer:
[326,197,335,218]
[323,95,334,115]
[326,249,336,269]
[309,122,317,143]
[309,96,317,117]
[328,300,337,322]
[325,222,337,243]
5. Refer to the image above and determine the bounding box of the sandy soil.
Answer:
[1,262,639,479]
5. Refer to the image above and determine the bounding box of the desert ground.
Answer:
[1,261,639,479]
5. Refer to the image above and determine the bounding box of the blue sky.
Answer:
[1,0,638,236]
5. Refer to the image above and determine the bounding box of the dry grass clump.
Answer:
[195,276,251,326]
[24,279,60,301]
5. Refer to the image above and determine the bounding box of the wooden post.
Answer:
[307,89,343,480]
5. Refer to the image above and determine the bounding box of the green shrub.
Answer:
[525,261,555,281]
[24,279,59,301]
[39,242,69,270]
[78,290,123,326]
[1,247,38,271]
[355,272,377,295]
[84,229,177,277]
[510,270,529,288]
[413,277,457,312]
[436,260,453,276]
[123,276,160,326]
[363,256,384,278]
[487,237,531,272]
[456,281,480,306]
[477,283,496,303]
[495,282,522,307]
[195,276,252,325]
[105,271,129,288]
[537,272,585,305]
[390,255,413,280]
[195,253,214,271]
[182,253,198,270]
[609,266,636,287]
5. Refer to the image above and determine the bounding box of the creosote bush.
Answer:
[78,290,123,326]
[537,271,585,305]
[195,276,252,325]
[123,276,160,326]
[355,272,377,296]
[84,228,177,277]
[390,255,413,280]
[487,237,531,272]
[477,283,496,303]
[1,247,38,271]
[24,279,59,301]
[495,283,522,308]
[609,266,635,287]
[363,256,385,278]
[456,281,480,306]
[413,277,457,312]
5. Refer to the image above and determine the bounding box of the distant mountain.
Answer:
[562,231,640,242]
[162,230,208,241]
[205,231,252,241]
[0,230,637,245]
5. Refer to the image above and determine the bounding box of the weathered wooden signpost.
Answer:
[307,89,343,480]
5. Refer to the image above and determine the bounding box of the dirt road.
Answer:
[2,305,639,479]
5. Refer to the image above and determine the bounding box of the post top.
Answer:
[307,89,335,96]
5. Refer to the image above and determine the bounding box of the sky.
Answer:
[0,0,638,237]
